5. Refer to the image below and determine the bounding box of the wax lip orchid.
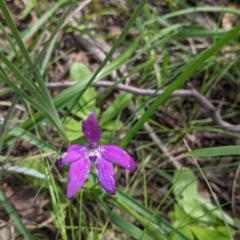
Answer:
[57,111,137,198]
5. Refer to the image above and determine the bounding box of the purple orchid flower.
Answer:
[57,111,136,198]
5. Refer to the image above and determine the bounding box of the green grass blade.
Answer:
[0,0,67,138]
[187,146,240,157]
[71,0,147,108]
[113,190,189,240]
[3,38,139,144]
[8,127,58,153]
[101,200,154,240]
[0,52,48,105]
[161,6,240,20]
[120,23,240,148]
[0,189,34,240]
[6,0,68,61]
[0,96,19,152]
[0,72,48,114]
[30,1,78,77]
[114,198,169,240]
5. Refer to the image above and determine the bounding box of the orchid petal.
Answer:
[99,145,136,172]
[95,157,116,195]
[82,111,101,144]
[67,158,91,198]
[57,145,87,167]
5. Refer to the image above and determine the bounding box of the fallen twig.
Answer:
[46,80,240,133]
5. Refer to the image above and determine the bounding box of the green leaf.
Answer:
[187,146,240,157]
[171,220,194,240]
[190,225,235,240]
[169,204,190,222]
[63,117,83,141]
[169,205,194,240]
[100,92,132,124]
[98,131,114,145]
[76,87,97,118]
[70,62,92,81]
[196,195,237,228]
[101,120,123,131]
[67,87,96,119]
[173,168,196,201]
[173,168,214,223]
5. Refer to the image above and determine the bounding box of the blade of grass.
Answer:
[184,141,234,238]
[112,190,188,240]
[0,72,49,114]
[0,96,19,153]
[6,0,68,61]
[100,199,154,240]
[8,127,58,153]
[187,146,240,157]
[120,23,240,148]
[29,0,78,78]
[0,52,50,106]
[70,0,147,112]
[114,197,169,240]
[0,0,70,138]
[161,6,240,20]
[3,38,139,143]
[0,189,34,240]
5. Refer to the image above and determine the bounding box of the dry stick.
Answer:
[128,102,181,169]
[47,80,240,133]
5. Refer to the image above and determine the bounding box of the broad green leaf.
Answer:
[77,87,97,118]
[169,205,194,240]
[101,120,123,131]
[169,204,190,222]
[171,220,194,240]
[173,168,214,223]
[187,146,240,157]
[70,62,92,80]
[196,195,237,228]
[190,225,235,240]
[173,168,196,201]
[68,62,96,118]
[100,92,132,124]
[98,131,114,145]
[64,117,83,141]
